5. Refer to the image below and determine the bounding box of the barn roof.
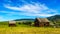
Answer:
[9,21,16,24]
[36,18,50,22]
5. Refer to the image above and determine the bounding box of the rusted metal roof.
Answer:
[36,18,50,22]
[9,21,16,24]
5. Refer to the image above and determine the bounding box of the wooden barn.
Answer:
[34,18,50,27]
[9,21,16,27]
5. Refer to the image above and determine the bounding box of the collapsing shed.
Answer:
[9,21,16,27]
[34,18,50,27]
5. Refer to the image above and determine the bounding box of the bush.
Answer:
[22,22,32,25]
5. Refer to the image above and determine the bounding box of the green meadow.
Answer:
[0,21,59,34]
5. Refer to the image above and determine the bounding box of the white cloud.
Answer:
[19,13,55,17]
[4,3,48,13]
[4,2,58,17]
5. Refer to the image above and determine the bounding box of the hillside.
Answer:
[14,19,35,22]
[47,15,60,25]
[47,15,60,21]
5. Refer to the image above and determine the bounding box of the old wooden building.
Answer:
[9,21,16,27]
[34,18,50,27]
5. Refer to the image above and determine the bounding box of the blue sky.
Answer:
[0,0,60,21]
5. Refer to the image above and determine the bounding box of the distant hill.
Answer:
[47,15,60,24]
[14,19,35,22]
[47,15,60,21]
[14,15,60,22]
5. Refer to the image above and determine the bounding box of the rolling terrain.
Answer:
[0,15,60,34]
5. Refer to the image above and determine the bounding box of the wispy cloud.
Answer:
[4,1,58,17]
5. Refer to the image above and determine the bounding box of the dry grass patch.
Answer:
[0,27,60,34]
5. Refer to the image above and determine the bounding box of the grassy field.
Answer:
[0,22,60,34]
[0,25,60,34]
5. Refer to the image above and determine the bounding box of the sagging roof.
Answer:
[9,21,16,24]
[36,18,50,22]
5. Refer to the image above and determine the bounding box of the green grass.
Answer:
[0,26,60,34]
[0,22,60,34]
[0,24,59,34]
